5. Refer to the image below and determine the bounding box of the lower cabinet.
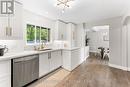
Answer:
[85,46,89,59]
[49,51,62,71]
[39,50,62,77]
[71,49,80,70]
[62,48,81,71]
[0,60,11,87]
[39,53,50,77]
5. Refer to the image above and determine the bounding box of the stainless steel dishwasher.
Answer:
[12,55,39,87]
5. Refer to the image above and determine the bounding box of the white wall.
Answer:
[0,9,56,52]
[122,16,130,70]
[85,16,123,66]
[0,40,24,53]
[87,29,109,52]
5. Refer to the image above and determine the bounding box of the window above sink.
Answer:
[26,24,50,45]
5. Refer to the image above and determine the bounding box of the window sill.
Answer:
[26,42,51,46]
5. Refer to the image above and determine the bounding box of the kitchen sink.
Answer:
[38,48,52,51]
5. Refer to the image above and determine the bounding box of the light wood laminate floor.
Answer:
[29,56,130,87]
[56,57,130,87]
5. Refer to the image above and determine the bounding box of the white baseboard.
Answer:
[109,63,128,71]
[86,55,89,59]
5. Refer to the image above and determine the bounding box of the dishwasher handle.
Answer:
[13,55,39,63]
[13,58,24,63]
[24,55,38,61]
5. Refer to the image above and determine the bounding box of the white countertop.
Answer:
[63,47,81,51]
[0,49,62,61]
[0,47,81,61]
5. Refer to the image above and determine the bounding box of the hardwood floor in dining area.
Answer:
[55,56,130,87]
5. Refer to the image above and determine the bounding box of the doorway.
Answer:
[86,25,109,60]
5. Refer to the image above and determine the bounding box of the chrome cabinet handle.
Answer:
[48,52,51,59]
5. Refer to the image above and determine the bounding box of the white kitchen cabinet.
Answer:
[66,23,77,48]
[50,51,62,71]
[55,20,67,40]
[0,1,23,40]
[71,49,80,70]
[39,53,49,77]
[0,60,11,87]
[85,46,89,59]
[39,50,62,77]
[62,48,80,71]
[80,46,90,63]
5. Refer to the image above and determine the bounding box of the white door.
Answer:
[39,53,49,77]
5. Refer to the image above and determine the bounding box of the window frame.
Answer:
[26,24,51,45]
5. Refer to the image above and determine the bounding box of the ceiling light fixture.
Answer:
[56,0,74,13]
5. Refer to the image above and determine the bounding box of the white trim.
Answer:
[86,55,89,59]
[109,63,128,71]
[128,68,130,71]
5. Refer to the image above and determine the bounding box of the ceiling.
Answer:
[21,0,130,23]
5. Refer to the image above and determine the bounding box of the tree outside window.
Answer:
[26,24,50,44]
[27,24,35,43]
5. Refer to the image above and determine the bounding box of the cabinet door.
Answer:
[71,49,80,70]
[10,2,23,40]
[55,21,67,40]
[0,17,8,39]
[0,60,11,87]
[85,46,89,59]
[56,51,62,67]
[39,53,49,77]
[50,51,62,71]
[0,1,23,40]
[71,24,76,47]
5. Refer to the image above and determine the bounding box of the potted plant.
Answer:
[85,35,90,46]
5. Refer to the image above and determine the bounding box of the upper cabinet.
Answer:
[66,23,77,48]
[55,20,67,40]
[0,1,23,40]
[55,20,77,48]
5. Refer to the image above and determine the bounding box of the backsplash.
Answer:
[0,40,71,53]
[24,43,53,51]
[0,40,24,53]
[24,40,69,50]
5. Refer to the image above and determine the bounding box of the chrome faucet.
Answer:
[34,40,46,51]
[41,40,45,49]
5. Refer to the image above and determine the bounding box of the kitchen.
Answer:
[0,0,130,87]
[0,0,89,87]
